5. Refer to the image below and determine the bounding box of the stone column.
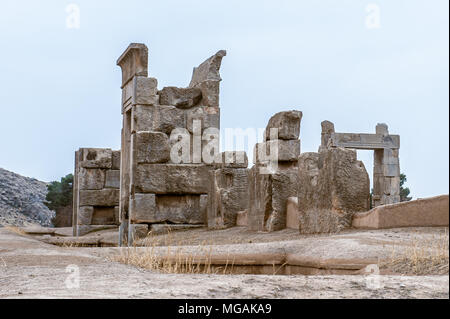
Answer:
[373,123,400,206]
[319,120,335,151]
[117,43,150,246]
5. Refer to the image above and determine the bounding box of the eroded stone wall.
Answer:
[72,148,120,236]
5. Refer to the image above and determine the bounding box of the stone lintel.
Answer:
[330,133,400,150]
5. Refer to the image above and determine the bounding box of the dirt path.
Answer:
[0,228,448,298]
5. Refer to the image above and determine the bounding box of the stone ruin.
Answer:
[116,43,234,244]
[207,151,250,229]
[248,111,302,232]
[71,42,402,243]
[323,121,401,206]
[72,148,120,236]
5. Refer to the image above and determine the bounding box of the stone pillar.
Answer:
[319,120,335,152]
[72,150,81,236]
[248,110,302,232]
[373,123,400,207]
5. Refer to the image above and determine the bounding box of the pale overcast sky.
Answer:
[0,0,448,199]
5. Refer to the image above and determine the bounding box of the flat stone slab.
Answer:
[149,224,205,235]
[353,195,449,229]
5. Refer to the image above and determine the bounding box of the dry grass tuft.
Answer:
[111,230,235,274]
[381,229,449,275]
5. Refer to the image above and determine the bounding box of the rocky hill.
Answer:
[0,168,55,227]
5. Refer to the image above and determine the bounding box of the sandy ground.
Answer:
[0,228,448,298]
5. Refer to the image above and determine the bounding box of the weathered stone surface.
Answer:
[207,168,249,228]
[330,133,400,150]
[91,206,116,225]
[149,223,204,235]
[353,195,449,229]
[236,210,248,226]
[135,131,170,164]
[79,148,112,169]
[248,166,298,232]
[132,105,185,135]
[116,43,148,88]
[79,189,120,206]
[264,111,302,141]
[132,76,158,105]
[105,170,120,189]
[216,151,248,168]
[254,139,300,163]
[189,50,226,87]
[320,120,335,151]
[297,148,370,234]
[135,164,211,194]
[112,151,121,170]
[128,223,149,240]
[77,206,94,225]
[286,197,299,229]
[159,87,202,109]
[156,195,206,224]
[186,106,220,133]
[130,193,206,224]
[189,50,226,108]
[114,206,120,224]
[78,168,105,190]
[129,193,156,223]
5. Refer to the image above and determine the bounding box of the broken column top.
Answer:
[376,123,389,136]
[321,120,335,134]
[117,43,148,88]
[189,50,227,88]
[264,110,303,141]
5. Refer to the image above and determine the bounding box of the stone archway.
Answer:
[321,121,400,207]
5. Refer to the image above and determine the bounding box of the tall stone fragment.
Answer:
[248,165,298,232]
[207,166,249,229]
[297,148,370,234]
[189,50,226,108]
[248,109,302,232]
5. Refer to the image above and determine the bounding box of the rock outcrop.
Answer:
[0,168,54,227]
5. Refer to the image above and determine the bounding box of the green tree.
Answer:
[400,173,412,202]
[44,174,73,226]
